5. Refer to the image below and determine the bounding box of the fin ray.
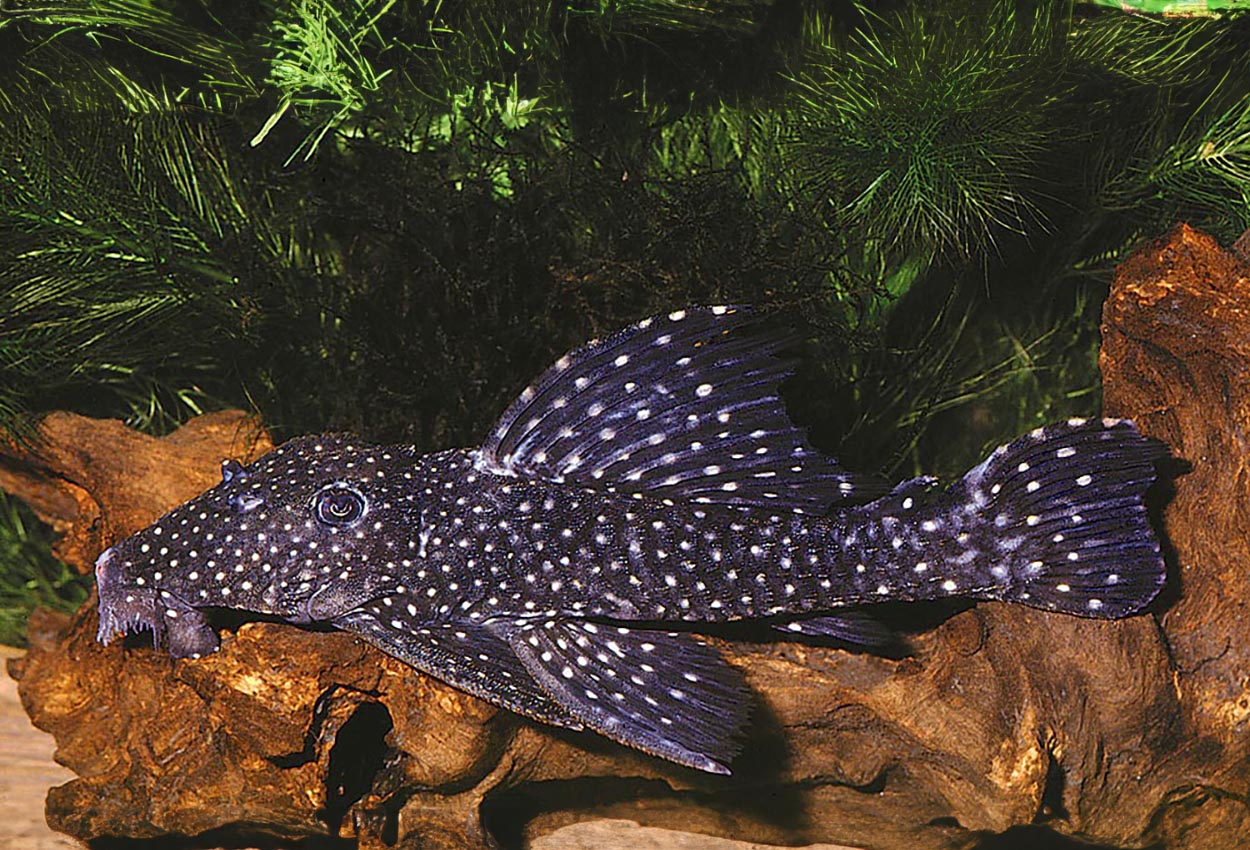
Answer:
[477,307,885,512]
[505,619,750,773]
[772,611,903,652]
[333,609,583,729]
[963,418,1166,618]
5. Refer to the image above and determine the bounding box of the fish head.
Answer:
[95,434,426,657]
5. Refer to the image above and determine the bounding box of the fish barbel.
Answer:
[95,306,1165,773]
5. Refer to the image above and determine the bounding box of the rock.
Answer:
[7,226,1250,848]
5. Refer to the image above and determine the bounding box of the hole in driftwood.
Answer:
[481,770,823,850]
[321,700,394,833]
[1034,749,1069,824]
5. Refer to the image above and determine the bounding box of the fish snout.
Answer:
[94,545,135,604]
[94,543,163,646]
[94,546,116,587]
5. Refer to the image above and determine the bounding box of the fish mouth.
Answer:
[94,546,164,646]
[95,546,220,658]
[302,577,380,623]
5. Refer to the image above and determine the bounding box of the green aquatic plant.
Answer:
[571,0,767,34]
[251,0,401,162]
[788,4,1062,264]
[0,0,258,106]
[1107,81,1250,232]
[0,492,89,647]
[0,85,321,436]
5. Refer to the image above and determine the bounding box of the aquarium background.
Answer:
[1,0,1248,644]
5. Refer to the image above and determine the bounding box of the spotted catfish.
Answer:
[95,307,1166,774]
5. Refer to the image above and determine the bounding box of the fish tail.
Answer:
[958,418,1166,618]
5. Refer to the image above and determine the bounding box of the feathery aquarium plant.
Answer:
[787,4,1059,268]
[0,492,88,647]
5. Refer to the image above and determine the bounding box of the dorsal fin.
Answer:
[476,306,884,512]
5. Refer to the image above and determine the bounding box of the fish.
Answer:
[94,306,1166,774]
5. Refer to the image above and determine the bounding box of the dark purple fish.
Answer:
[94,307,1165,774]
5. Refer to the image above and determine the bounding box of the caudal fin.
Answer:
[959,418,1166,618]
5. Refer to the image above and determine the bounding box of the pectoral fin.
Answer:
[505,619,750,774]
[333,609,582,730]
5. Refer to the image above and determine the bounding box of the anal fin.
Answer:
[771,611,903,653]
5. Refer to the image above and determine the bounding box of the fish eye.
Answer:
[313,485,366,526]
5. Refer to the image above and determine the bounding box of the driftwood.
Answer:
[0,410,273,574]
[6,224,1250,849]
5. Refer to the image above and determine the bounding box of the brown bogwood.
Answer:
[0,410,272,574]
[7,224,1250,848]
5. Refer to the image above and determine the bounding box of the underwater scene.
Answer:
[2,2,1250,849]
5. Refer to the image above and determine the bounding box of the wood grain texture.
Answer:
[7,226,1250,848]
[0,410,271,573]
